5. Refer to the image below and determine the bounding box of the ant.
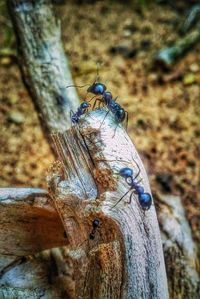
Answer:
[89,218,100,240]
[70,101,91,124]
[112,167,152,210]
[66,64,128,130]
[87,82,128,129]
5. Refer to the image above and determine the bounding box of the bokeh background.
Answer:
[0,0,199,249]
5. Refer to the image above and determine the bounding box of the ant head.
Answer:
[115,108,126,122]
[119,167,133,179]
[92,218,100,228]
[81,101,91,109]
[87,82,106,95]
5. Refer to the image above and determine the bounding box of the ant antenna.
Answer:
[95,61,101,82]
[66,61,102,89]
[66,83,90,89]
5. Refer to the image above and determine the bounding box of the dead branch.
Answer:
[48,109,169,299]
[8,0,80,133]
[157,193,200,299]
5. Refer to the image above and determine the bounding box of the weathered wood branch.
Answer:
[48,110,169,299]
[0,188,74,298]
[0,247,75,299]
[157,193,200,299]
[0,113,199,298]
[8,0,80,133]
[0,188,68,256]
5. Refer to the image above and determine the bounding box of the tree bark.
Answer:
[8,0,80,134]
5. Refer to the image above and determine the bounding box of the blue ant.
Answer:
[70,101,90,124]
[87,82,128,128]
[89,219,100,240]
[112,167,152,210]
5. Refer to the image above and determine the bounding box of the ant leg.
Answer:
[95,157,130,163]
[95,61,101,82]
[87,95,97,103]
[127,190,137,204]
[92,98,98,109]
[111,186,132,210]
[93,98,102,109]
[66,83,90,89]
[97,99,101,109]
[88,62,101,90]
[82,107,90,121]
[99,110,110,129]
[131,157,141,181]
[112,124,118,138]
[100,98,106,109]
[136,178,143,184]
[83,91,89,102]
[70,110,75,125]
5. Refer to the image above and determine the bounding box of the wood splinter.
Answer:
[48,109,169,299]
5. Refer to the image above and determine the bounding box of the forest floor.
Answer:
[0,1,199,246]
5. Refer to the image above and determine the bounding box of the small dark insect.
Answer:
[66,64,128,130]
[89,218,100,240]
[87,82,128,129]
[70,101,91,124]
[112,166,152,210]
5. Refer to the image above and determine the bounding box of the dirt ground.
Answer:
[0,1,199,246]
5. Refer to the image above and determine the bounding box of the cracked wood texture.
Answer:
[0,188,74,299]
[0,188,68,256]
[8,0,80,134]
[157,194,200,299]
[49,109,169,299]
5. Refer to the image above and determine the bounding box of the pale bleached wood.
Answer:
[0,188,68,256]
[49,109,169,299]
[0,190,75,299]
[0,248,75,299]
[157,194,200,299]
[8,0,80,133]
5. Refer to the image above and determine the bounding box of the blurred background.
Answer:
[0,0,199,249]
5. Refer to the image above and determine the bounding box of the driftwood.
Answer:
[0,188,76,299]
[0,113,169,299]
[157,194,200,299]
[48,110,169,299]
[8,0,80,134]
